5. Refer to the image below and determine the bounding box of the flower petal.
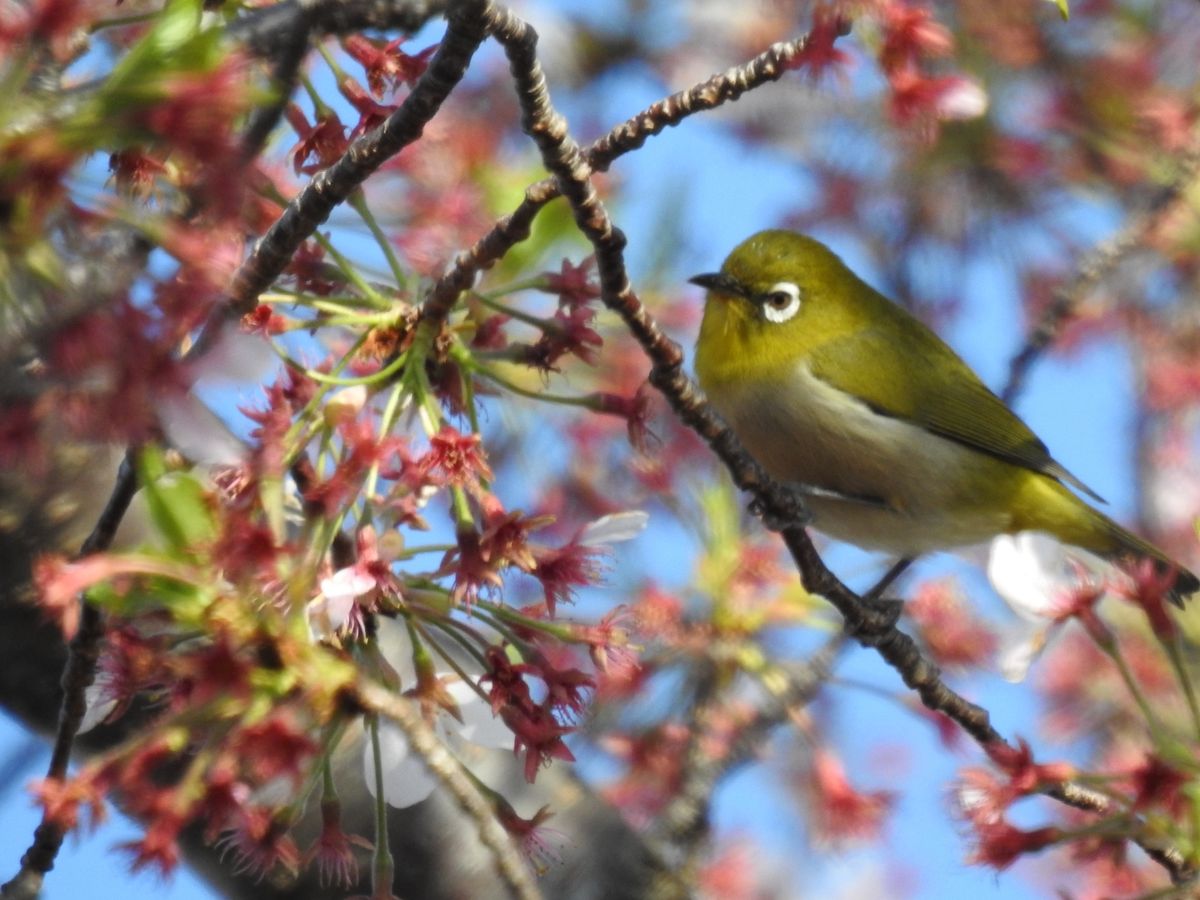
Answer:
[319,567,376,605]
[78,683,117,734]
[306,591,357,639]
[364,720,438,808]
[374,616,417,688]
[191,326,276,386]
[988,531,1110,621]
[998,622,1054,683]
[446,680,513,750]
[578,510,648,546]
[156,392,248,467]
[936,78,988,120]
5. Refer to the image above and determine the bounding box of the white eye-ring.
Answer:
[761,282,802,323]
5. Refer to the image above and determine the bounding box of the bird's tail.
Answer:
[1090,513,1199,607]
[1015,477,1198,607]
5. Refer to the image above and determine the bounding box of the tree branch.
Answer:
[352,680,542,900]
[2,453,139,899]
[650,636,845,891]
[228,0,489,316]
[1002,143,1200,405]
[229,0,448,54]
[419,33,819,331]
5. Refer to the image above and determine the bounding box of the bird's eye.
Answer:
[761,282,802,323]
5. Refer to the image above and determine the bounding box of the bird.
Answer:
[691,229,1198,603]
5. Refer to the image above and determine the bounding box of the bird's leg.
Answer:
[747,486,810,532]
[848,557,914,642]
[865,556,913,602]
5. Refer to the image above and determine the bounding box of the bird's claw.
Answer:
[748,485,811,531]
[852,597,904,645]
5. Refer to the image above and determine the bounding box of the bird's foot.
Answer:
[747,484,811,532]
[851,597,904,646]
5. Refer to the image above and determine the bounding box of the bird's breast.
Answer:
[703,362,1014,553]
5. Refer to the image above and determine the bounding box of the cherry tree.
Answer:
[1,1,1199,898]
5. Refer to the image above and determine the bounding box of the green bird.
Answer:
[691,229,1198,602]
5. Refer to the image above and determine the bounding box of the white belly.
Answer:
[709,364,1011,555]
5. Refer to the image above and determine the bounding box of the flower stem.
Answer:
[89,10,160,31]
[311,232,389,308]
[348,190,408,288]
[1095,637,1170,742]
[477,276,548,299]
[1163,632,1200,743]
[364,380,409,500]
[474,293,553,330]
[473,364,594,408]
[366,715,396,893]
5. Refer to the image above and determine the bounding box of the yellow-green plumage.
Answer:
[692,230,1197,600]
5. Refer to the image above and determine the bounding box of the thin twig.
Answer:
[419,33,819,331]
[651,636,845,890]
[236,10,312,165]
[656,657,720,861]
[228,0,490,316]
[2,452,139,899]
[230,0,448,53]
[353,679,542,900]
[1002,144,1200,405]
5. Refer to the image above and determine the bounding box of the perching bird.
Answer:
[692,229,1197,602]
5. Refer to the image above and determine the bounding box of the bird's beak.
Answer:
[688,272,747,298]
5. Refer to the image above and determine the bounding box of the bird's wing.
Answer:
[807,327,1104,502]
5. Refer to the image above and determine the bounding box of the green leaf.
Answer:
[92,576,212,621]
[106,0,204,89]
[86,0,224,130]
[136,447,216,557]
